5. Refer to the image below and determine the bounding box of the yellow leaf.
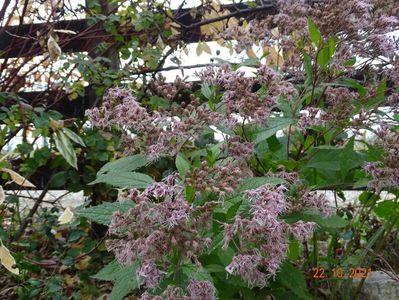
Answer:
[0,244,19,275]
[170,27,180,38]
[166,9,173,18]
[58,207,74,225]
[190,7,197,19]
[155,35,164,49]
[216,38,225,46]
[49,119,64,130]
[271,27,279,37]
[54,231,64,240]
[47,35,62,61]
[1,168,35,188]
[53,29,77,35]
[65,274,80,286]
[170,22,181,29]
[68,92,79,101]
[182,45,189,56]
[0,185,4,205]
[75,256,90,270]
[202,42,212,55]
[227,17,238,28]
[196,42,203,56]
[246,48,258,59]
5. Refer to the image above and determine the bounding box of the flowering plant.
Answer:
[83,1,399,299]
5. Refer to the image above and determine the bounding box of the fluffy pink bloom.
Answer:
[186,280,217,300]
[291,221,317,240]
[301,192,331,217]
[137,260,165,288]
[226,255,266,287]
[297,107,327,133]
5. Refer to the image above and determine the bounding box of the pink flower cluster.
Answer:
[185,160,252,197]
[149,74,193,101]
[106,174,218,293]
[140,280,216,300]
[297,107,327,133]
[86,88,222,160]
[197,64,297,126]
[364,124,399,191]
[221,0,398,80]
[223,183,319,286]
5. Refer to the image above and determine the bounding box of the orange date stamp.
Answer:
[312,267,372,279]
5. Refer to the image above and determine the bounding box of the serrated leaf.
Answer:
[254,118,294,144]
[339,78,366,97]
[0,243,19,275]
[150,96,170,109]
[75,200,135,225]
[308,18,321,47]
[175,153,190,178]
[374,200,399,219]
[90,171,153,188]
[97,154,147,175]
[237,177,286,193]
[1,168,35,187]
[62,128,85,146]
[284,209,349,230]
[54,130,78,169]
[92,260,123,281]
[276,261,313,300]
[182,262,213,282]
[92,260,140,300]
[317,46,333,67]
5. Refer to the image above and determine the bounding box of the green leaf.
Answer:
[97,154,147,175]
[362,80,386,110]
[304,141,365,178]
[308,18,321,47]
[92,260,121,281]
[303,52,313,82]
[254,118,294,144]
[284,209,349,230]
[150,96,170,109]
[48,171,67,188]
[316,214,349,229]
[317,38,335,67]
[344,57,356,67]
[182,262,213,282]
[338,78,366,97]
[175,153,190,178]
[93,260,140,300]
[201,83,213,99]
[237,177,286,193]
[61,128,85,146]
[374,200,399,219]
[75,200,135,225]
[317,46,333,67]
[89,171,154,188]
[54,130,78,169]
[110,278,137,300]
[287,238,300,261]
[275,261,313,300]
